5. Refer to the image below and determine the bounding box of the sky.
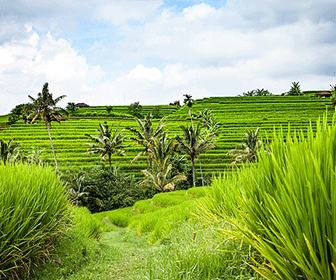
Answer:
[0,0,335,115]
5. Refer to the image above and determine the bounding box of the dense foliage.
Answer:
[65,166,157,213]
[203,114,336,279]
[0,164,69,279]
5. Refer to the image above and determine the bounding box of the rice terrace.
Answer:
[1,81,336,279]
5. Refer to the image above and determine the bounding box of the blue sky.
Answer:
[0,0,335,114]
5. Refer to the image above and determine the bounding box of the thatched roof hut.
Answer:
[315,92,332,97]
[75,103,90,108]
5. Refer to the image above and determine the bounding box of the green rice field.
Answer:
[0,95,333,176]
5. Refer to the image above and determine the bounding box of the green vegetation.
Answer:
[0,164,69,279]
[2,91,336,279]
[202,114,336,279]
[26,82,68,172]
[85,122,128,171]
[1,95,333,181]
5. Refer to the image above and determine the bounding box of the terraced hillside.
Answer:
[0,96,333,178]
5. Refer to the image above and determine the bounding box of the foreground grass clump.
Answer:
[0,164,69,279]
[147,221,263,280]
[203,115,336,279]
[26,206,113,280]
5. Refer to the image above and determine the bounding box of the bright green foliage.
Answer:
[0,164,69,279]
[147,221,263,280]
[0,96,333,178]
[203,114,336,279]
[227,127,262,166]
[85,122,128,171]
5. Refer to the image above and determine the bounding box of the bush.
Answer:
[202,114,336,279]
[0,164,69,279]
[64,166,156,213]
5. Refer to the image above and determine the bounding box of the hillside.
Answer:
[0,95,333,178]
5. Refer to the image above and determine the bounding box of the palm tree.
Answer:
[175,124,215,188]
[85,122,128,172]
[183,94,193,108]
[127,113,165,168]
[26,82,67,172]
[196,109,220,186]
[141,135,186,192]
[149,132,176,166]
[287,81,302,96]
[227,127,262,166]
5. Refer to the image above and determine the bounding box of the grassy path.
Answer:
[27,228,158,280]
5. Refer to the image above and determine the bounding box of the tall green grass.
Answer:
[0,164,69,279]
[202,115,336,279]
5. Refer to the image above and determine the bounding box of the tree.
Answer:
[85,122,128,172]
[26,82,67,172]
[175,123,215,188]
[196,109,220,186]
[128,102,143,118]
[151,106,162,119]
[196,109,220,137]
[286,81,302,96]
[66,102,77,114]
[183,94,193,108]
[106,106,113,114]
[330,84,336,92]
[141,133,186,192]
[227,127,262,166]
[7,103,28,125]
[242,89,272,96]
[127,113,165,168]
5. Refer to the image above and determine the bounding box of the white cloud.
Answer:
[183,3,217,22]
[0,27,103,114]
[0,0,336,115]
[94,0,163,25]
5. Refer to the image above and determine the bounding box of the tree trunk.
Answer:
[109,155,112,172]
[199,158,204,187]
[46,121,59,173]
[192,157,195,188]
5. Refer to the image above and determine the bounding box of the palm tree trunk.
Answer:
[109,155,112,172]
[192,157,195,188]
[199,158,204,187]
[46,121,59,173]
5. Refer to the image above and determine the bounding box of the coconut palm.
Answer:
[175,124,215,188]
[127,113,165,168]
[149,132,176,166]
[183,94,193,108]
[26,82,67,172]
[287,81,302,96]
[141,136,186,192]
[227,127,262,166]
[85,122,128,172]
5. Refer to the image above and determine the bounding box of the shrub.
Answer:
[0,164,69,279]
[64,166,156,213]
[202,114,336,279]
